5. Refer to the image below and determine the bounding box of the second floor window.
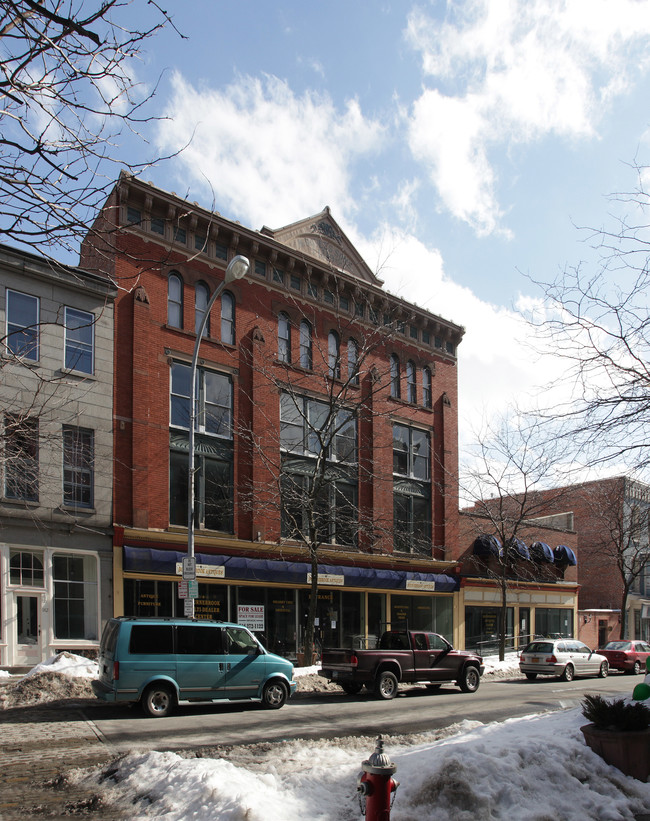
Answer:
[348,338,359,385]
[168,273,183,328]
[280,393,356,463]
[170,362,233,438]
[6,289,39,361]
[278,312,291,362]
[4,415,39,501]
[406,361,417,404]
[390,354,401,398]
[64,307,94,374]
[63,426,94,508]
[328,330,340,379]
[195,282,210,336]
[299,320,312,369]
[393,424,430,480]
[221,291,235,345]
[422,367,432,408]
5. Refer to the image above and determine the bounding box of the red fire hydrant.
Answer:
[357,736,399,820]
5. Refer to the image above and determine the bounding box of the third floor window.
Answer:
[170,362,233,438]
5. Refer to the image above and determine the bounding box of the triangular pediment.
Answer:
[261,207,382,286]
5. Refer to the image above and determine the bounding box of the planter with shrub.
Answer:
[581,693,650,781]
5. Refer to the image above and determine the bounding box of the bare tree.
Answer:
[528,164,650,476]
[460,412,568,660]
[0,0,177,256]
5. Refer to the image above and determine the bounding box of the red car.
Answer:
[598,640,650,674]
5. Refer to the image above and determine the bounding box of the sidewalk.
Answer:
[0,701,120,819]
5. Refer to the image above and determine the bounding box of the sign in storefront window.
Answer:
[238,604,264,632]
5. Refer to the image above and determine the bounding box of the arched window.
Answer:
[278,312,291,362]
[221,290,235,345]
[390,354,401,398]
[422,366,432,408]
[328,330,340,379]
[299,320,312,369]
[406,360,417,404]
[195,281,209,336]
[348,338,359,385]
[168,273,183,328]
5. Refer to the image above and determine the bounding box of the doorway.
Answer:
[15,594,41,666]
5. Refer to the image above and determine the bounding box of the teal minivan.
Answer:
[92,617,296,717]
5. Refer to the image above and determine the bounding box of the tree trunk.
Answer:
[302,553,319,666]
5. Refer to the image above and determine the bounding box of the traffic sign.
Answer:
[182,557,196,580]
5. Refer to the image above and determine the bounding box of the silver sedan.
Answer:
[519,639,609,681]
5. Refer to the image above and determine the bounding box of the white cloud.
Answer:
[156,72,384,229]
[405,0,650,235]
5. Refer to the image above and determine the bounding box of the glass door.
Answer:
[15,594,41,666]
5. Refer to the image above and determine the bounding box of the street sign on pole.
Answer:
[182,557,196,580]
[184,599,195,618]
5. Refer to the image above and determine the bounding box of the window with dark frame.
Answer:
[6,289,39,361]
[348,338,359,385]
[168,273,183,328]
[4,415,38,501]
[150,216,165,235]
[422,366,432,408]
[299,319,312,369]
[406,360,417,404]
[393,423,431,555]
[221,291,235,345]
[390,354,401,399]
[64,306,94,374]
[195,282,210,336]
[278,312,291,363]
[63,426,94,508]
[328,330,341,379]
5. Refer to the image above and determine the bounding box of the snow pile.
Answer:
[0,652,98,709]
[76,709,650,820]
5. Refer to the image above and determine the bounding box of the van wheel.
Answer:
[459,665,481,693]
[142,683,175,718]
[262,680,287,709]
[374,671,398,700]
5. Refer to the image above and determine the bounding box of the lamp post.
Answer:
[185,254,250,617]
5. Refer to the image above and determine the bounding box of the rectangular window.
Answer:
[307,282,318,299]
[129,624,174,654]
[53,553,98,640]
[63,426,94,508]
[6,289,39,361]
[393,424,431,554]
[126,206,141,224]
[410,325,418,340]
[446,341,456,355]
[339,296,349,312]
[214,242,228,260]
[174,226,187,244]
[273,267,285,285]
[354,301,364,318]
[170,362,233,438]
[280,393,356,463]
[422,330,430,345]
[150,216,165,235]
[4,415,38,501]
[64,307,94,374]
[195,233,208,252]
[169,447,233,532]
[290,274,301,291]
[323,290,334,305]
[393,424,430,479]
[281,470,357,546]
[255,260,267,277]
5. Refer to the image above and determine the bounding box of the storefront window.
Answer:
[534,607,573,638]
[124,579,175,616]
[391,595,453,641]
[191,584,227,620]
[53,553,98,640]
[465,606,514,654]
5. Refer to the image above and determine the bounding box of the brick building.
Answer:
[509,477,650,647]
[0,244,116,666]
[80,172,468,657]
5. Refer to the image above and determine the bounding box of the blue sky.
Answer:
[121,0,650,442]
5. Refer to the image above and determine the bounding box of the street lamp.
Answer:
[185,254,250,616]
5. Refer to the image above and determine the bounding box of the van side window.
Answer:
[225,626,258,654]
[129,624,174,654]
[177,625,224,654]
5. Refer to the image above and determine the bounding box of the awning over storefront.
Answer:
[123,546,460,592]
[530,541,555,563]
[554,544,577,566]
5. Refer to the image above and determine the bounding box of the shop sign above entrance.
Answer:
[307,572,344,586]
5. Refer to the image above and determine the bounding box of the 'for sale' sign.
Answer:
[237,604,264,632]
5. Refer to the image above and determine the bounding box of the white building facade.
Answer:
[0,245,116,667]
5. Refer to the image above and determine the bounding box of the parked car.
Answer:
[597,640,650,674]
[92,617,296,717]
[319,629,484,699]
[519,638,609,682]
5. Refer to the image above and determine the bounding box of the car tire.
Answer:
[598,661,609,678]
[525,673,537,680]
[560,664,574,682]
[261,679,288,709]
[374,671,399,700]
[459,665,481,693]
[142,683,175,718]
[633,661,642,675]
[341,681,363,695]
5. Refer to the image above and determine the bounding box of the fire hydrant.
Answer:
[357,736,399,820]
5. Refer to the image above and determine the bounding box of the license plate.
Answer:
[531,657,539,663]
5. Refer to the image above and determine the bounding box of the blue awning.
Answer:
[510,539,530,560]
[554,544,577,566]
[123,546,459,591]
[530,541,555,563]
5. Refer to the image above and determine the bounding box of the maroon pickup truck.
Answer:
[318,630,484,699]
